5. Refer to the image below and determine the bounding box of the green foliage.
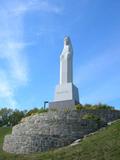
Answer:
[82,113,101,124]
[0,127,12,159]
[75,104,83,110]
[0,108,13,127]
[92,103,115,110]
[0,120,120,160]
[26,108,48,116]
[75,103,114,111]
[38,108,48,113]
[9,110,25,126]
[0,127,12,144]
[0,108,26,127]
[0,107,48,127]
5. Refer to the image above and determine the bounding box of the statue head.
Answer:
[64,36,71,46]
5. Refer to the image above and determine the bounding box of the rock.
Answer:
[3,109,120,154]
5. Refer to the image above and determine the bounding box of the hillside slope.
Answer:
[0,120,120,160]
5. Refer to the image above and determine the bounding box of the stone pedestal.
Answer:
[54,83,79,102]
[49,100,77,110]
[49,83,79,110]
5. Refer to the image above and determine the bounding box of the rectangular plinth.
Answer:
[49,100,78,111]
[54,83,79,103]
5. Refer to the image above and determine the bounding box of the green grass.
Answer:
[0,120,120,160]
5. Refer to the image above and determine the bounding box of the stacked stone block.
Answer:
[3,110,120,154]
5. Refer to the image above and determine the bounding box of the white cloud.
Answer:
[1,41,31,84]
[0,78,13,98]
[0,71,17,108]
[0,0,62,108]
[10,0,62,16]
[7,51,28,84]
[34,1,62,13]
[0,1,29,108]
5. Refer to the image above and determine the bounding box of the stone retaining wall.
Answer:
[3,109,120,154]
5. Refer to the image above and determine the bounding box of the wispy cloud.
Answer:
[0,1,29,108]
[0,0,62,108]
[10,0,62,16]
[0,71,17,107]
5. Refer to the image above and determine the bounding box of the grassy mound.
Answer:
[0,120,120,160]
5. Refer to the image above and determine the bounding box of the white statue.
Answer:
[60,36,73,84]
[49,36,79,110]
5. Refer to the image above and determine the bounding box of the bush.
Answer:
[0,107,49,126]
[9,110,25,126]
[37,108,48,114]
[75,104,84,110]
[93,103,114,110]
[75,103,115,110]
[26,107,48,116]
[82,113,101,124]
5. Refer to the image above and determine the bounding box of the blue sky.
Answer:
[0,0,120,110]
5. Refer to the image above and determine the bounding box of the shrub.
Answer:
[75,104,84,110]
[26,107,48,116]
[80,103,115,110]
[93,103,114,110]
[37,108,48,114]
[82,113,101,124]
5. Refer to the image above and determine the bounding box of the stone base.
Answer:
[49,100,79,111]
[54,83,79,103]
